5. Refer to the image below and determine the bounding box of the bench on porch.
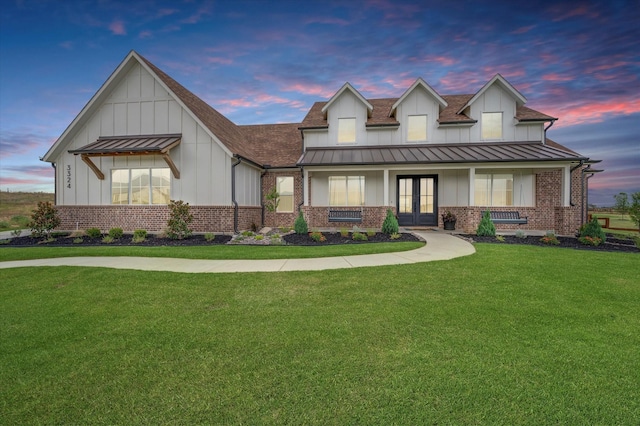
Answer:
[489,211,528,225]
[328,208,363,223]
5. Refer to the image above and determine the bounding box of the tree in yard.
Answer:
[613,192,629,218]
[629,192,640,231]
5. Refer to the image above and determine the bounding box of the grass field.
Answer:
[1,244,638,424]
[591,211,639,235]
[0,191,53,231]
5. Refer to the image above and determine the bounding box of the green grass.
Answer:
[591,212,639,236]
[0,191,53,231]
[1,244,638,424]
[0,241,424,262]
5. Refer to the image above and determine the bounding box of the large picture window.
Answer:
[407,114,427,142]
[338,118,356,143]
[276,176,294,213]
[329,176,365,206]
[482,112,503,140]
[111,168,170,205]
[475,173,513,206]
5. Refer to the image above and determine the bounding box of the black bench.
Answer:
[489,211,528,224]
[328,209,362,223]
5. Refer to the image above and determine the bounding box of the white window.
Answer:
[475,173,513,206]
[276,176,294,213]
[111,168,170,205]
[407,115,427,142]
[482,112,503,140]
[329,176,365,206]
[338,118,356,143]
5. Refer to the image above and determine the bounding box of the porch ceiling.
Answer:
[298,141,587,166]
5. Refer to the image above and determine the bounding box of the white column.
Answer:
[468,166,475,206]
[303,169,309,206]
[563,165,571,207]
[383,169,389,206]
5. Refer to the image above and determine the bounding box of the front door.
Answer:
[397,175,437,226]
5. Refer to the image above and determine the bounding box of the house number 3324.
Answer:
[66,165,72,189]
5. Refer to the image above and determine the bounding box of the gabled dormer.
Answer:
[390,78,448,143]
[320,83,373,145]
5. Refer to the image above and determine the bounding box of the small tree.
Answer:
[613,192,629,219]
[166,200,194,239]
[579,217,606,243]
[476,210,496,237]
[629,192,640,232]
[294,210,308,234]
[264,186,280,213]
[381,209,399,235]
[29,201,61,238]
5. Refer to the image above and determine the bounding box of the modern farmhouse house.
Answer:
[42,51,598,234]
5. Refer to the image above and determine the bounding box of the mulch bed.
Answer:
[2,234,233,247]
[460,234,639,253]
[282,232,421,245]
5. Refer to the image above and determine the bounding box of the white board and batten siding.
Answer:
[57,62,240,207]
[304,83,544,148]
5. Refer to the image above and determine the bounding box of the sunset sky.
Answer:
[1,0,638,206]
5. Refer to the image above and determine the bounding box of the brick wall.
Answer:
[262,170,304,229]
[439,167,584,235]
[55,205,258,234]
[300,206,394,229]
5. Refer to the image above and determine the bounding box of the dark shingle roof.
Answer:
[238,123,302,168]
[69,134,181,154]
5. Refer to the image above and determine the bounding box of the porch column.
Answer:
[562,165,571,206]
[383,169,389,206]
[468,166,475,206]
[303,168,309,206]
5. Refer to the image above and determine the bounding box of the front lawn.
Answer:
[0,241,423,262]
[1,244,638,424]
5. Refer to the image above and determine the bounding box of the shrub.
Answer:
[167,200,193,240]
[390,232,401,240]
[339,228,350,237]
[294,211,308,234]
[0,220,10,229]
[204,232,216,242]
[579,236,602,246]
[579,218,606,243]
[255,235,264,241]
[352,232,368,241]
[101,236,114,244]
[73,237,84,244]
[86,227,102,238]
[132,229,147,244]
[134,229,147,239]
[381,209,399,235]
[108,227,124,239]
[496,235,505,242]
[476,210,496,237]
[29,201,61,238]
[309,231,326,242]
[540,232,560,245]
[11,229,22,238]
[515,229,526,239]
[242,230,254,237]
[366,229,376,237]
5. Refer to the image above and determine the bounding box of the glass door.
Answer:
[397,175,437,226]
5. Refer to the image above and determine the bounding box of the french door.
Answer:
[397,175,437,226]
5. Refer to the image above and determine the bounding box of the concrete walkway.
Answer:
[0,231,474,273]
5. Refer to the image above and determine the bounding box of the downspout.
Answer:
[51,162,57,205]
[231,156,242,234]
[260,168,268,227]
[298,128,305,213]
[569,160,584,207]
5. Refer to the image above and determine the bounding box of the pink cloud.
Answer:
[109,20,126,35]
[281,82,335,98]
[511,25,536,35]
[542,73,574,82]
[138,30,153,39]
[542,98,640,127]
[180,1,213,24]
[550,4,600,21]
[0,176,50,186]
[206,57,233,65]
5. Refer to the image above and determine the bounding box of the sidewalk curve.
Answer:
[0,231,474,273]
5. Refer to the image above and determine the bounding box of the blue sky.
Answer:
[0,0,638,206]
